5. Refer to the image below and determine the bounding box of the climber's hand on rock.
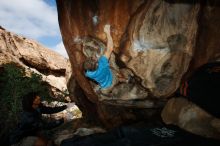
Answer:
[104,24,111,34]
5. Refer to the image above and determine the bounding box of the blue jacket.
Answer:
[85,56,113,89]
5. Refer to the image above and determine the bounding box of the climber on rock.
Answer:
[83,25,115,96]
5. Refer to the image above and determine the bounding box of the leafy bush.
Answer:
[0,63,51,139]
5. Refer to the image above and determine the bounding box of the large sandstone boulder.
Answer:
[0,27,71,98]
[56,0,220,128]
[161,97,220,139]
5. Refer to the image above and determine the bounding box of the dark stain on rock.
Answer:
[155,74,173,92]
[167,34,187,52]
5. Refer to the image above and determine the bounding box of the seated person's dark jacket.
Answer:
[9,104,66,144]
[178,62,220,118]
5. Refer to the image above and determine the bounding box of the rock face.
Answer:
[0,27,71,98]
[56,0,220,128]
[161,97,220,139]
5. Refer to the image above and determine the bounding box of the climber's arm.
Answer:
[104,25,113,59]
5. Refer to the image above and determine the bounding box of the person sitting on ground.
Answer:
[9,92,67,145]
[177,61,220,118]
[83,25,115,94]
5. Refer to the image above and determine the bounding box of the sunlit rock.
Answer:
[0,27,71,98]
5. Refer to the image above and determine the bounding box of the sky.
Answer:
[0,0,68,58]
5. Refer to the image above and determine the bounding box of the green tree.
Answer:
[0,63,51,139]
